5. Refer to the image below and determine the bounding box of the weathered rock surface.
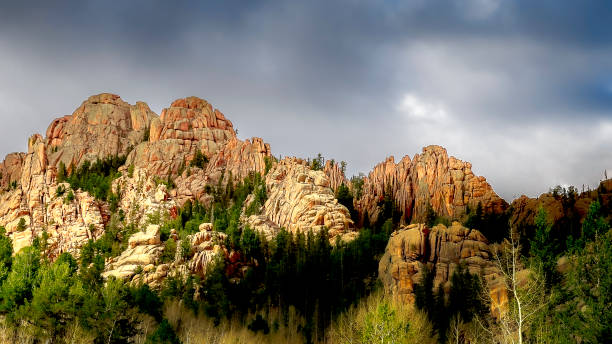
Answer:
[379,222,505,311]
[323,160,349,192]
[357,145,507,225]
[45,93,156,169]
[127,97,236,177]
[0,133,106,257]
[171,136,272,206]
[205,137,272,183]
[103,223,232,288]
[0,152,25,190]
[255,157,356,240]
[113,168,177,226]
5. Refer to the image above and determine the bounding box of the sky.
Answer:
[0,0,611,201]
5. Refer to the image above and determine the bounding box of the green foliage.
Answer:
[143,127,150,142]
[18,259,83,339]
[414,266,435,316]
[145,319,181,344]
[530,206,558,286]
[131,283,163,321]
[424,203,449,228]
[264,156,274,174]
[350,173,365,200]
[55,184,66,197]
[414,263,487,342]
[161,238,177,263]
[0,227,12,283]
[311,153,324,171]
[65,189,75,203]
[0,246,40,315]
[16,217,26,231]
[190,149,208,169]
[63,155,125,202]
[545,222,612,344]
[463,202,509,243]
[360,299,410,344]
[336,183,357,222]
[57,161,67,182]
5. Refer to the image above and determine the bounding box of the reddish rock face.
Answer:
[127,96,236,177]
[45,93,157,170]
[508,179,612,231]
[355,145,507,225]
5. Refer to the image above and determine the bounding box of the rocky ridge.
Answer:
[0,92,510,293]
[353,145,507,225]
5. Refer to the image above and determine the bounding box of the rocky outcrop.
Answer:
[0,133,106,257]
[379,222,505,311]
[127,97,236,177]
[509,179,612,232]
[113,168,177,226]
[103,223,234,288]
[205,137,272,183]
[45,93,156,170]
[254,157,356,240]
[323,160,349,192]
[357,145,507,225]
[171,137,272,206]
[0,153,25,190]
[103,225,165,281]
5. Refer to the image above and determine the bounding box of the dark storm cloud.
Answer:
[1,0,611,200]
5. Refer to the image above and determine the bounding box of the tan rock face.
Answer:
[103,223,232,288]
[45,93,156,169]
[0,132,107,257]
[113,168,177,226]
[127,97,236,177]
[255,157,356,240]
[323,160,349,192]
[0,153,25,190]
[0,93,156,257]
[356,145,507,225]
[205,137,272,183]
[379,222,505,312]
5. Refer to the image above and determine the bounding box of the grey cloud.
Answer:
[0,0,611,201]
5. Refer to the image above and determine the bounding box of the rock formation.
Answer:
[0,92,516,295]
[509,179,612,232]
[323,160,349,192]
[249,157,356,241]
[45,93,156,170]
[170,136,273,206]
[127,97,235,177]
[378,222,506,312]
[0,93,156,256]
[103,223,239,288]
[356,145,507,225]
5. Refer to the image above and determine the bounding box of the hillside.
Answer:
[0,93,609,343]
